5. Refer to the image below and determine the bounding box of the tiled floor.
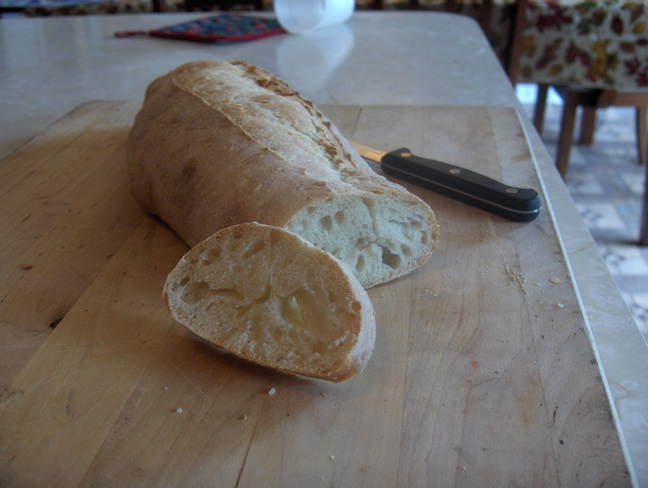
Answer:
[518,86,648,344]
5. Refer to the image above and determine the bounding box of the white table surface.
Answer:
[1,11,646,486]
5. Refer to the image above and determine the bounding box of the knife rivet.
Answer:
[400,152,412,157]
[505,188,519,194]
[449,169,461,174]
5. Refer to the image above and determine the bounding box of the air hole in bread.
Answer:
[253,285,272,305]
[381,246,401,269]
[206,247,221,262]
[401,244,412,256]
[212,288,245,301]
[334,211,345,225]
[356,254,366,273]
[181,281,211,304]
[242,238,265,259]
[173,276,189,292]
[320,215,333,232]
[388,219,412,240]
[281,295,306,327]
[281,287,333,344]
[362,196,375,211]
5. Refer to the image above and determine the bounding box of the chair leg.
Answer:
[505,0,527,84]
[641,160,648,245]
[478,0,492,39]
[579,107,596,145]
[637,107,647,165]
[556,91,579,179]
[533,84,549,134]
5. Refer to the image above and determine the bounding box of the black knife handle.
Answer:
[381,148,542,222]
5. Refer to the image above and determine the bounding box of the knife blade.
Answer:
[350,141,542,222]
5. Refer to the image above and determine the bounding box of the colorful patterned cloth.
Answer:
[155,13,282,41]
[519,0,648,91]
[114,13,284,42]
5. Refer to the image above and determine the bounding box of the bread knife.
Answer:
[350,141,542,222]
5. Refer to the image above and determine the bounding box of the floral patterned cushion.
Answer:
[519,0,648,91]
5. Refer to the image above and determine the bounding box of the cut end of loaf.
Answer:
[286,192,439,288]
[164,223,376,382]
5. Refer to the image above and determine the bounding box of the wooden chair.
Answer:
[532,87,648,174]
[507,0,648,245]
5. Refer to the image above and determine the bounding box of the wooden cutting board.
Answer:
[0,101,630,487]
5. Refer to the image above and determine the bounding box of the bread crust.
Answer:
[128,60,439,288]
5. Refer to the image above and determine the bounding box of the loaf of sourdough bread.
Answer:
[128,60,439,288]
[164,222,375,382]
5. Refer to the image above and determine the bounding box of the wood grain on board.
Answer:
[0,101,629,487]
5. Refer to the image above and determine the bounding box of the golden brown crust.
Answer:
[128,63,328,246]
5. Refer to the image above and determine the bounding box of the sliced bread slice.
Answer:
[163,222,376,382]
